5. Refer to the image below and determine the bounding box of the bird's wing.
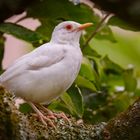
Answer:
[0,43,66,82]
[28,50,65,70]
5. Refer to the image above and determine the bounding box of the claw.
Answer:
[28,102,71,129]
[40,105,71,125]
[54,112,71,125]
[28,102,57,129]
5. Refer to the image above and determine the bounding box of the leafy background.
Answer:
[0,0,140,124]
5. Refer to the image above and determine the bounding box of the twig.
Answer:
[82,13,110,49]
[15,15,27,24]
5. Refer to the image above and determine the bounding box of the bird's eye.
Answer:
[65,24,73,30]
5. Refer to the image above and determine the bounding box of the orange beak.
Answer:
[77,22,93,31]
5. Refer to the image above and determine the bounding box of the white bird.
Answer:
[0,21,93,127]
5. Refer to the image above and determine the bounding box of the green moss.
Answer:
[0,86,107,140]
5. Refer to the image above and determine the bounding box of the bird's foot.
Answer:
[29,102,71,129]
[52,112,71,125]
[37,111,57,129]
[28,102,57,129]
[40,105,71,125]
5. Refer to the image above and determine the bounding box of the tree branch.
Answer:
[102,97,140,140]
[83,13,110,49]
[0,86,106,140]
[1,86,140,140]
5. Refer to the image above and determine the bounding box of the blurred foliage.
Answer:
[90,0,140,29]
[0,33,4,71]
[0,23,45,43]
[19,102,33,114]
[108,16,138,31]
[0,0,140,124]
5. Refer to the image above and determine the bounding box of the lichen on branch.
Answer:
[0,86,106,140]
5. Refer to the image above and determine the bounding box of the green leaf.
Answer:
[82,44,101,59]
[67,85,84,117]
[60,85,84,118]
[113,93,131,112]
[27,0,97,23]
[123,67,137,92]
[79,57,95,81]
[0,23,45,43]
[83,92,107,110]
[27,0,99,40]
[48,100,71,114]
[36,19,56,41]
[134,89,140,96]
[100,56,124,75]
[19,103,33,114]
[75,75,97,91]
[95,25,116,42]
[108,16,138,31]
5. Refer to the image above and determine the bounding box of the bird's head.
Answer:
[51,21,93,45]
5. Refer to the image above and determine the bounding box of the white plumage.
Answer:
[0,21,92,127]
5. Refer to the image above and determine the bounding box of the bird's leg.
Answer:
[40,106,57,120]
[28,102,56,129]
[39,105,71,125]
[35,104,57,120]
[54,112,71,125]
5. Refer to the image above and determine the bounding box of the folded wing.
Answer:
[0,43,66,83]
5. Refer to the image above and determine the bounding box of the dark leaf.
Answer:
[27,0,99,40]
[48,100,71,114]
[134,89,140,96]
[0,33,5,71]
[0,23,45,43]
[100,56,124,75]
[123,67,137,92]
[108,16,138,31]
[82,44,101,59]
[67,85,84,118]
[75,75,97,92]
[19,103,33,114]
[95,25,116,42]
[79,57,95,81]
[113,93,131,112]
[27,0,97,23]
[61,85,84,118]
[83,92,107,110]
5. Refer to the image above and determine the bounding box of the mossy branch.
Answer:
[0,86,140,140]
[0,86,106,140]
[102,98,140,140]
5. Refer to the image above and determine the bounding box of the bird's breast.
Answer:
[1,46,83,104]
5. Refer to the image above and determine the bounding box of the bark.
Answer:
[0,86,106,140]
[102,98,140,140]
[1,86,140,140]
